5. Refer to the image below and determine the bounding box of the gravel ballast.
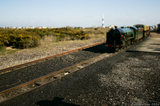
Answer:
[1,51,160,106]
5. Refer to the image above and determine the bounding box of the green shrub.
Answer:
[12,34,40,49]
[0,33,39,49]
[0,35,4,49]
[53,28,89,41]
[0,41,4,49]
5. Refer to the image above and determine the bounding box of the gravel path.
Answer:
[0,38,105,70]
[1,51,160,106]
[0,43,106,92]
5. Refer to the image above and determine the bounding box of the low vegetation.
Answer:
[0,27,90,48]
[0,27,108,55]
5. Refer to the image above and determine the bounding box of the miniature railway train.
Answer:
[106,24,150,51]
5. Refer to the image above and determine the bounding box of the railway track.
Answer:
[0,52,118,103]
[0,38,148,104]
[0,41,109,103]
[0,41,109,92]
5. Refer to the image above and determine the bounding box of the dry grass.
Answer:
[0,47,18,55]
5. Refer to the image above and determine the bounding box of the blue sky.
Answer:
[0,0,160,27]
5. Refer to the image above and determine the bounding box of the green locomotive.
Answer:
[106,25,146,51]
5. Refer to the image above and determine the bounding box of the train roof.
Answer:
[117,27,134,33]
[129,26,138,30]
[108,26,137,34]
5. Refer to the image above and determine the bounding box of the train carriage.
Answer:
[134,24,150,38]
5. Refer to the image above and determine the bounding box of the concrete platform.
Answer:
[128,37,160,53]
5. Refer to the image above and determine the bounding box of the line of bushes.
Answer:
[0,34,40,49]
[0,27,89,49]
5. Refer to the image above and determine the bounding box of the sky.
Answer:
[0,0,160,27]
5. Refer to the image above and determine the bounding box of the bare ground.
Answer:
[150,32,160,38]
